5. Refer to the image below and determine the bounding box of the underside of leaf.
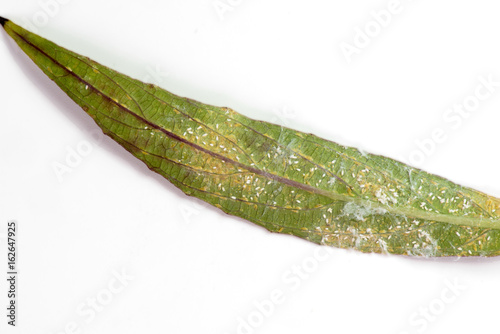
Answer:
[3,17,500,257]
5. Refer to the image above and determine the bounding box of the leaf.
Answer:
[2,17,500,257]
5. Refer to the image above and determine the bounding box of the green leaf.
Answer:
[3,17,500,257]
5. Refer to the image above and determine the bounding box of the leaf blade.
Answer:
[3,18,500,256]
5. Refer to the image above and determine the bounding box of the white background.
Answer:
[2,1,500,333]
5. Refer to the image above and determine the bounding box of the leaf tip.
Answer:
[0,16,9,27]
